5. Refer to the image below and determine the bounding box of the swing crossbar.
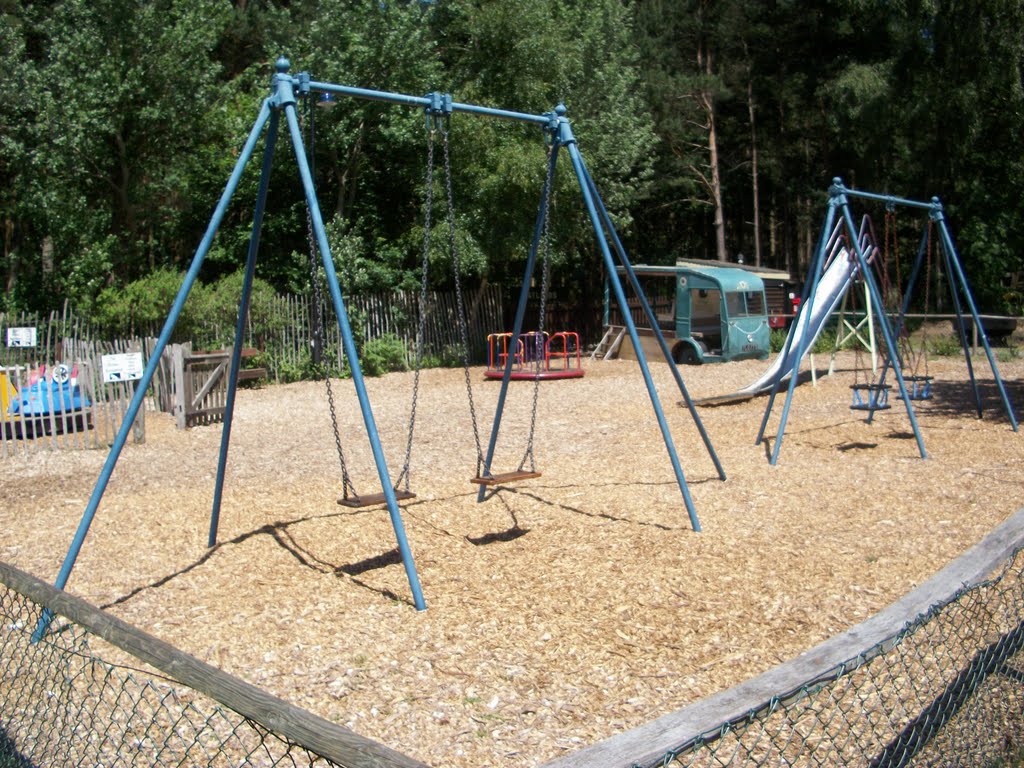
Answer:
[337,489,417,508]
[471,470,542,487]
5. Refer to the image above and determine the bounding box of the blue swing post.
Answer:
[836,189,927,459]
[932,204,1018,430]
[209,108,280,548]
[38,61,430,641]
[281,66,427,611]
[756,197,839,464]
[34,98,277,641]
[579,154,726,484]
[475,113,560,495]
[845,189,1018,431]
[868,207,934,423]
[473,106,711,530]
[562,119,704,531]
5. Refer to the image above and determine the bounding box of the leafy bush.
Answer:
[769,327,841,354]
[928,335,964,357]
[360,334,409,377]
[92,268,207,341]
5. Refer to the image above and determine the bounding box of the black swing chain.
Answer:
[393,124,437,494]
[440,123,487,474]
[916,219,934,379]
[301,96,357,501]
[887,209,915,372]
[519,143,555,473]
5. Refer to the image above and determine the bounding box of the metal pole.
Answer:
[580,159,726,482]
[34,99,275,641]
[757,197,838,462]
[209,111,280,548]
[933,208,1018,430]
[475,130,558,502]
[562,123,701,531]
[277,62,427,610]
[308,81,552,127]
[868,220,930,426]
[836,188,927,458]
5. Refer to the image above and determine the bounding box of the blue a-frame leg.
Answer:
[37,60,427,639]
[869,195,1017,430]
[477,108,721,532]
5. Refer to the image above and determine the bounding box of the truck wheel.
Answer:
[674,344,701,366]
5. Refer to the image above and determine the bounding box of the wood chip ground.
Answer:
[2,349,1022,766]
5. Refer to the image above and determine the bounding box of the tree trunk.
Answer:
[707,98,727,262]
[4,217,17,300]
[747,77,762,267]
[696,36,727,262]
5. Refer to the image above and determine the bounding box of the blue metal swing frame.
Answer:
[756,178,1018,467]
[38,57,723,634]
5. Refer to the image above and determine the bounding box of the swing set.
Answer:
[758,177,1018,466]
[38,57,723,629]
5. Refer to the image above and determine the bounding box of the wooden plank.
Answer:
[471,470,542,486]
[337,489,417,508]
[190,361,226,410]
[236,367,267,382]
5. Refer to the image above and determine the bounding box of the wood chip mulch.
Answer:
[2,350,1022,767]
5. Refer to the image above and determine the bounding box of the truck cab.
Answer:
[615,265,771,365]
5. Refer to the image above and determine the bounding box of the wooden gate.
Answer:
[163,344,265,429]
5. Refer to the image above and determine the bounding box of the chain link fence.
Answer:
[5,510,1024,768]
[540,510,1024,768]
[652,553,1024,767]
[0,562,426,768]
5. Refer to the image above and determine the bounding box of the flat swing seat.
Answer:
[338,489,417,508]
[471,470,542,487]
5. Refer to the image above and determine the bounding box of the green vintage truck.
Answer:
[608,264,772,365]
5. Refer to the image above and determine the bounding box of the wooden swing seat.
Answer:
[337,489,417,508]
[471,470,542,487]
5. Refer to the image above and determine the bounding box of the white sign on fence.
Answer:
[6,327,37,347]
[102,352,145,383]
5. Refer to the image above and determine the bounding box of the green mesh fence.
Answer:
[0,563,424,768]
[639,547,1024,768]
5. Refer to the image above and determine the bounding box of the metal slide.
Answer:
[696,225,861,405]
[735,249,859,395]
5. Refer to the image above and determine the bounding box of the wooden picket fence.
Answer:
[264,286,504,376]
[0,285,506,452]
[1,336,148,458]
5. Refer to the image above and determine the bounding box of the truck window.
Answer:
[726,291,766,317]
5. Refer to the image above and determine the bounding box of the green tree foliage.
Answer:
[3,0,1022,320]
